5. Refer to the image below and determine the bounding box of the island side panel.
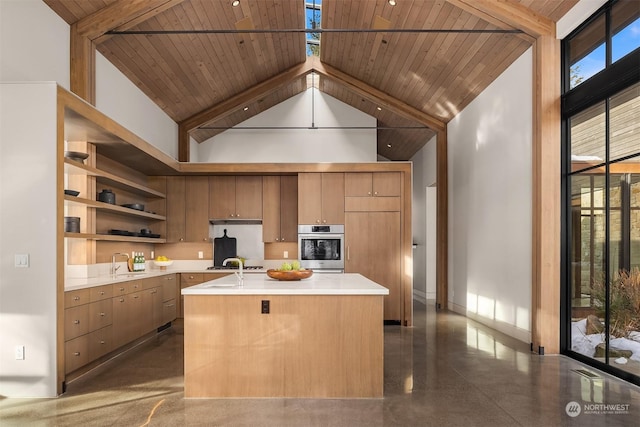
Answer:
[183,294,384,398]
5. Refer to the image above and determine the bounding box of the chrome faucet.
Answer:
[111,253,130,276]
[223,257,243,286]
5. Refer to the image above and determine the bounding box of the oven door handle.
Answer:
[298,233,344,240]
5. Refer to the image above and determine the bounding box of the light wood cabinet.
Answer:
[210,176,262,220]
[345,172,401,197]
[345,211,402,321]
[166,176,210,242]
[165,176,186,242]
[263,175,298,242]
[298,173,344,224]
[64,284,113,374]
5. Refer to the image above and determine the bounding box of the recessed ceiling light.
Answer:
[387,143,392,148]
[243,106,249,111]
[376,106,382,111]
[232,0,240,7]
[388,0,397,6]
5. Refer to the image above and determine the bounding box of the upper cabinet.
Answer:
[166,176,210,243]
[345,172,401,197]
[263,176,298,242]
[209,176,263,220]
[298,173,344,225]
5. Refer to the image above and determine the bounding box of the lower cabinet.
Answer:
[64,274,178,375]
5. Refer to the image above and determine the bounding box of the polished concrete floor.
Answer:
[1,301,640,426]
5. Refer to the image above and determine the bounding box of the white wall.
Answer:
[95,53,179,159]
[447,48,533,343]
[411,136,437,303]
[196,89,377,163]
[0,0,69,87]
[0,83,59,397]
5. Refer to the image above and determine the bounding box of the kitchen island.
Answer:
[181,273,389,398]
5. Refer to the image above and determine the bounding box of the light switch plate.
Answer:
[14,254,29,268]
[198,251,204,259]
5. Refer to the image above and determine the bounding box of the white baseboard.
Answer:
[448,301,531,344]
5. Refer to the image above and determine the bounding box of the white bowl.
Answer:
[153,260,173,268]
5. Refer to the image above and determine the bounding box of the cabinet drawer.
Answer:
[112,279,142,295]
[65,289,90,308]
[162,277,177,302]
[89,326,113,361]
[181,273,204,287]
[65,305,90,340]
[90,285,113,302]
[89,299,112,331]
[65,334,90,373]
[162,299,177,324]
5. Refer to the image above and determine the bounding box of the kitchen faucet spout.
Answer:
[111,253,130,276]
[222,257,243,286]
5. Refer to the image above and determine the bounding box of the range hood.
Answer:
[209,219,262,225]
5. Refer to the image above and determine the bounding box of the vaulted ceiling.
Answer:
[44,0,577,161]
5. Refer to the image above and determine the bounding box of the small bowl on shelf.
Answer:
[153,259,173,270]
[64,151,89,164]
[266,269,313,281]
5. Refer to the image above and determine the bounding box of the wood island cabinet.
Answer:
[262,175,298,242]
[166,176,210,243]
[298,173,344,224]
[209,176,262,220]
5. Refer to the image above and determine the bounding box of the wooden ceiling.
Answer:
[44,0,577,161]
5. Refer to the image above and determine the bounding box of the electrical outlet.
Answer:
[15,345,24,360]
[283,251,288,259]
[261,300,270,314]
[198,251,204,259]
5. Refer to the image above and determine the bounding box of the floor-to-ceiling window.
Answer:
[562,0,640,386]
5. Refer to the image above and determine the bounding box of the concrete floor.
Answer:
[1,301,639,426]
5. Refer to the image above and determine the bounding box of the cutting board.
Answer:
[214,229,237,267]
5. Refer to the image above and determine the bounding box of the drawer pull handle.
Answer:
[100,291,105,295]
[74,320,80,325]
[100,312,105,317]
[134,295,139,299]
[119,298,124,303]
[166,304,175,307]
[74,352,80,356]
[73,296,80,301]
[119,287,125,292]
[100,340,105,345]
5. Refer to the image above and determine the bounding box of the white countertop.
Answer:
[64,266,259,291]
[181,273,389,296]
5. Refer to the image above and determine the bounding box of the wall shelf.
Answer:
[64,195,166,220]
[64,232,166,243]
[64,159,166,199]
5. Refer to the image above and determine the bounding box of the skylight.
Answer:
[306,0,321,56]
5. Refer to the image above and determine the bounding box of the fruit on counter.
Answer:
[156,255,171,261]
[278,260,305,271]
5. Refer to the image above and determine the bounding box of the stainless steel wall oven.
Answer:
[298,225,344,272]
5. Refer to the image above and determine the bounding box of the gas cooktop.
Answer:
[207,265,263,270]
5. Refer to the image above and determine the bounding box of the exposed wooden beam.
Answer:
[531,34,561,355]
[436,128,448,311]
[70,23,96,104]
[311,57,446,132]
[75,0,186,41]
[446,0,553,40]
[178,60,315,161]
